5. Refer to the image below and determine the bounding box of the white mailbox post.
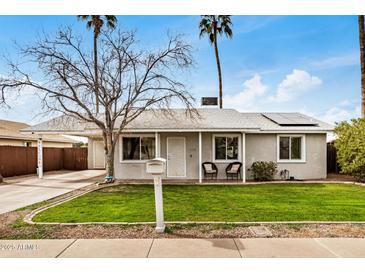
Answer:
[146,158,167,233]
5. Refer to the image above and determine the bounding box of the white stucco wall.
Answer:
[89,132,327,180]
[245,133,327,180]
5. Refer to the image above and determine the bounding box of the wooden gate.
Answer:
[0,146,88,177]
[327,143,340,174]
[43,148,64,172]
[63,147,88,170]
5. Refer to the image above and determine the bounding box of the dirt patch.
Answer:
[268,223,365,238]
[325,173,356,182]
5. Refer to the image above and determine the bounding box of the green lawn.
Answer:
[34,184,365,223]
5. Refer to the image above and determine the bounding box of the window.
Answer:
[213,135,239,161]
[278,135,305,162]
[122,136,155,161]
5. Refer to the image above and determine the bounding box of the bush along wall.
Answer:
[250,161,278,181]
[334,118,365,182]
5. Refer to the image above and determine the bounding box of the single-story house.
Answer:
[0,119,78,148]
[21,109,333,182]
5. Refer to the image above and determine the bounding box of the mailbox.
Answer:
[146,157,166,233]
[146,158,166,175]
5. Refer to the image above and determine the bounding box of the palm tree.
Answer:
[77,15,117,114]
[199,15,233,109]
[359,15,365,118]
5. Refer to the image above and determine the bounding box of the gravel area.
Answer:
[2,210,365,239]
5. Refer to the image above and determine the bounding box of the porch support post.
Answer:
[37,135,43,179]
[198,131,202,183]
[241,132,246,183]
[155,132,160,158]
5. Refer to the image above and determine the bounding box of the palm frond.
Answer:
[224,26,233,38]
[209,33,215,44]
[86,21,93,29]
[78,15,118,32]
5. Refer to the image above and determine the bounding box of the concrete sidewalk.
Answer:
[0,170,105,214]
[1,238,365,258]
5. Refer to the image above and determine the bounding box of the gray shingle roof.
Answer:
[21,108,333,134]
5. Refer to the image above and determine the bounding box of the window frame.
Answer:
[212,134,241,163]
[276,134,306,163]
[119,134,156,163]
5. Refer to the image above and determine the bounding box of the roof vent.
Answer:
[201,97,218,106]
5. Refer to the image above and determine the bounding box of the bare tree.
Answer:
[0,27,196,180]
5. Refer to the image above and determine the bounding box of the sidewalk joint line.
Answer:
[55,239,78,258]
[233,238,243,258]
[147,239,154,258]
[313,238,341,258]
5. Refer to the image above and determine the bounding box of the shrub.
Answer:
[334,118,365,182]
[251,161,277,181]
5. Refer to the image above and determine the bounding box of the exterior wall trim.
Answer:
[276,134,306,163]
[211,133,242,163]
[119,133,155,163]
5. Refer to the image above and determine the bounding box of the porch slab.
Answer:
[58,239,153,258]
[0,239,75,258]
[315,238,365,258]
[148,239,241,258]
[235,238,337,258]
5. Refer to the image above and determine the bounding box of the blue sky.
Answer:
[0,15,361,125]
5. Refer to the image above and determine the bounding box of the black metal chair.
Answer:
[202,162,218,180]
[225,162,242,180]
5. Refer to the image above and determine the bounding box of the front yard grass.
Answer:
[33,183,365,223]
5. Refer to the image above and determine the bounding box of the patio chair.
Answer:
[202,162,218,180]
[225,162,242,180]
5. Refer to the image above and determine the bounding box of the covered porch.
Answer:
[94,131,247,183]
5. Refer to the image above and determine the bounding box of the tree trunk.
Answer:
[94,32,100,114]
[105,149,114,178]
[213,27,223,109]
[104,130,115,181]
[359,15,365,118]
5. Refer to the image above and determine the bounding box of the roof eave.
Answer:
[21,127,333,135]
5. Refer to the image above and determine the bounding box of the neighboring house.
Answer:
[0,119,78,148]
[22,109,333,181]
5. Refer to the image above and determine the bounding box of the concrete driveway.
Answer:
[0,170,105,214]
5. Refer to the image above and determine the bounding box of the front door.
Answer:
[167,137,186,177]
